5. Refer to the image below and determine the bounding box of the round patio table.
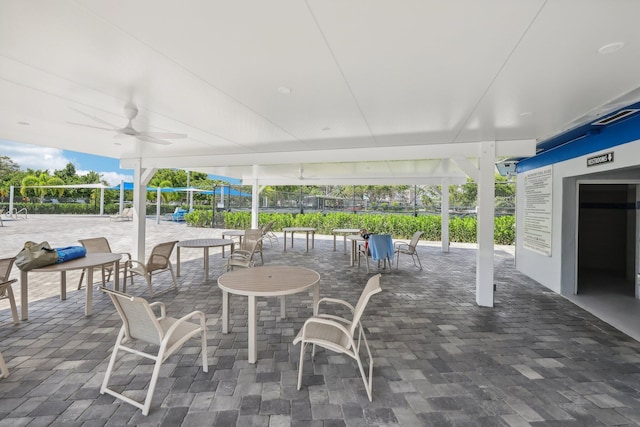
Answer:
[177,239,235,279]
[19,252,122,319]
[218,266,320,363]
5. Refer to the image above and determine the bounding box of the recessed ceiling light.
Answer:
[519,112,533,117]
[321,127,331,131]
[277,86,292,94]
[598,41,624,54]
[17,121,30,126]
[114,142,121,146]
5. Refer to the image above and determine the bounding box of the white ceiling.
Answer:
[1,0,639,185]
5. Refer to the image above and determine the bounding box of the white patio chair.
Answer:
[124,241,178,296]
[77,237,132,290]
[110,207,130,221]
[394,231,424,270]
[226,229,263,271]
[100,288,207,416]
[260,220,278,246]
[293,273,382,401]
[0,257,19,325]
[0,351,8,378]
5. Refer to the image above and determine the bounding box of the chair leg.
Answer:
[77,269,85,290]
[168,264,178,290]
[297,342,307,390]
[142,351,165,416]
[201,329,208,373]
[413,252,423,270]
[0,351,9,378]
[5,286,19,325]
[101,328,125,395]
[145,274,154,297]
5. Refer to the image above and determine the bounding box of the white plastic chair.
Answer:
[394,231,423,270]
[0,257,19,325]
[0,352,8,378]
[124,241,178,296]
[226,229,263,271]
[100,288,207,416]
[293,273,382,401]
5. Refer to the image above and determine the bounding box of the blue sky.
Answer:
[1,139,239,186]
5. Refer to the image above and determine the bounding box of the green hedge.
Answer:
[184,210,515,244]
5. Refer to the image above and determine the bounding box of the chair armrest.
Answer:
[317,297,355,313]
[125,259,148,275]
[394,242,409,251]
[163,310,207,342]
[116,252,132,260]
[149,301,166,319]
[393,240,408,249]
[294,316,355,350]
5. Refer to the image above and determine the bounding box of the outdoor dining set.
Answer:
[0,223,424,416]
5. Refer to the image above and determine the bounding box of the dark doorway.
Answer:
[577,184,636,296]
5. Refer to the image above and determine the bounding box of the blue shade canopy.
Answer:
[108,183,250,197]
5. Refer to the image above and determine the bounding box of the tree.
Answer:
[21,173,65,202]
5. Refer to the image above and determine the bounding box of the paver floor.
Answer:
[1,215,640,426]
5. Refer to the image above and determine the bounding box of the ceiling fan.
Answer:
[69,102,187,145]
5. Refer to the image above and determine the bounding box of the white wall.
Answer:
[516,138,640,295]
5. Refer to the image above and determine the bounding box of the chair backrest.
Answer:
[350,274,382,336]
[119,207,130,217]
[103,288,163,345]
[261,221,274,235]
[242,229,263,251]
[79,237,112,254]
[147,241,178,272]
[408,231,423,251]
[0,257,15,283]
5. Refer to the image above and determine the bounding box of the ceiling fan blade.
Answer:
[137,131,187,139]
[69,107,120,128]
[136,134,172,145]
[67,122,118,131]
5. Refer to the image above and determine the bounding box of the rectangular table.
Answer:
[282,227,316,252]
[332,228,361,253]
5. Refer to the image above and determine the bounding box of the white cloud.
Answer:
[0,140,70,171]
[99,171,133,187]
[2,140,131,186]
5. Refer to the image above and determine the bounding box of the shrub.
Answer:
[183,211,515,245]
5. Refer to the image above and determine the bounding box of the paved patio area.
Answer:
[1,215,640,426]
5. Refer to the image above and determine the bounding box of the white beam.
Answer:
[251,165,259,229]
[452,157,479,181]
[124,140,536,170]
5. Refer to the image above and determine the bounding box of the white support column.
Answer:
[9,186,14,214]
[441,177,450,253]
[132,162,156,262]
[251,165,260,229]
[156,187,161,224]
[99,187,104,216]
[119,180,124,215]
[476,141,496,307]
[441,159,451,253]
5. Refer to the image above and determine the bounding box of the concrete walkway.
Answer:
[1,215,640,426]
